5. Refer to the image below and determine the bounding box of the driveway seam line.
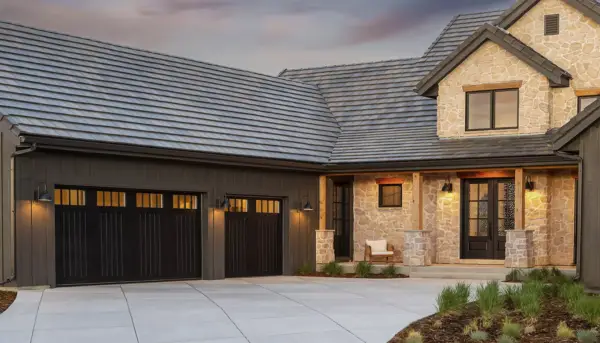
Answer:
[120,285,141,343]
[29,290,45,343]
[184,281,250,343]
[249,280,367,343]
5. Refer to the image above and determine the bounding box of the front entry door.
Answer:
[333,183,352,260]
[462,179,515,259]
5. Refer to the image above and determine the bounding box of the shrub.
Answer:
[405,330,423,343]
[436,283,471,314]
[455,282,471,304]
[469,331,489,341]
[476,281,503,316]
[505,268,524,282]
[322,261,343,276]
[557,321,575,338]
[355,261,373,278]
[382,264,398,278]
[577,330,599,343]
[296,263,312,276]
[560,282,585,310]
[515,280,544,319]
[497,334,516,343]
[502,285,521,306]
[502,319,521,339]
[573,295,600,324]
[481,315,493,329]
[462,319,478,335]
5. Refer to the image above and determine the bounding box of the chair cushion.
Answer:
[366,239,387,253]
[371,251,394,256]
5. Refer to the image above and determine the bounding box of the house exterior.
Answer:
[0,0,598,288]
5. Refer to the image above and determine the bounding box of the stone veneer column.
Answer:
[315,230,335,264]
[505,230,534,268]
[403,230,432,267]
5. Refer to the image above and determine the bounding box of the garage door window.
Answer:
[173,194,198,210]
[97,191,126,207]
[54,188,86,206]
[256,199,280,214]
[225,198,247,212]
[136,193,164,208]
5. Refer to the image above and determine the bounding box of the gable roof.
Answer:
[0,21,339,164]
[415,23,572,97]
[494,0,600,29]
[553,99,600,150]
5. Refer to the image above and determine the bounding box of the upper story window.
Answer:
[544,14,559,36]
[379,184,402,208]
[466,89,519,131]
[578,96,600,112]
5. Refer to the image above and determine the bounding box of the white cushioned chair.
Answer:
[364,239,394,262]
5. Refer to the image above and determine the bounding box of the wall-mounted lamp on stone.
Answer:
[441,177,453,193]
[525,176,535,191]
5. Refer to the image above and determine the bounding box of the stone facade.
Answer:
[424,175,461,264]
[315,230,335,264]
[505,230,534,268]
[526,172,551,265]
[438,40,550,138]
[549,171,576,265]
[353,174,412,262]
[403,230,432,267]
[508,0,600,128]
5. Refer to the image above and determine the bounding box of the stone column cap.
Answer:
[404,230,432,233]
[317,229,335,232]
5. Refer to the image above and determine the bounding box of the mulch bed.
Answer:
[389,298,592,343]
[0,290,16,314]
[298,272,409,279]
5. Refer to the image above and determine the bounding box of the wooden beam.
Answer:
[319,175,326,230]
[575,88,600,97]
[462,81,522,92]
[457,170,515,179]
[376,177,404,185]
[411,172,423,230]
[515,168,525,230]
[324,165,576,177]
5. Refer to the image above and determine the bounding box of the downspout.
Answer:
[1,143,37,285]
[555,151,583,280]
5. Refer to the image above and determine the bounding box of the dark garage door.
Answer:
[225,197,282,277]
[54,187,202,285]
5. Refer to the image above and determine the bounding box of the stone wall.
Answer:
[403,231,432,267]
[526,172,551,266]
[353,174,412,262]
[425,175,461,264]
[315,230,335,264]
[508,0,600,128]
[437,40,550,138]
[505,230,534,268]
[549,171,576,265]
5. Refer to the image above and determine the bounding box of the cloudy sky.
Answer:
[0,0,513,74]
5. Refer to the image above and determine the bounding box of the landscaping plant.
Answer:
[557,321,576,338]
[454,282,471,304]
[382,264,398,278]
[505,268,523,282]
[404,330,423,343]
[524,324,536,335]
[496,334,516,343]
[476,281,503,316]
[469,330,489,342]
[577,330,599,343]
[321,261,343,276]
[296,262,312,276]
[436,283,470,314]
[502,285,520,306]
[501,318,521,339]
[354,261,373,278]
[515,280,544,319]
[560,282,585,310]
[573,295,600,325]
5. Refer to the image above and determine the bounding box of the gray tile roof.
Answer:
[0,21,339,163]
[280,10,555,164]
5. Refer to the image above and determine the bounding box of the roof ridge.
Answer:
[423,14,460,57]
[279,57,421,76]
[455,9,507,17]
[0,20,317,89]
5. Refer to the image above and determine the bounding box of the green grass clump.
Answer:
[515,280,544,319]
[497,334,516,343]
[502,285,521,306]
[573,295,600,325]
[527,267,552,282]
[560,282,585,310]
[557,321,576,338]
[505,268,524,282]
[476,281,503,316]
[501,319,521,339]
[577,330,599,343]
[405,330,423,343]
[321,261,343,276]
[469,330,489,341]
[382,264,398,278]
[296,263,312,276]
[354,261,373,278]
[436,283,471,314]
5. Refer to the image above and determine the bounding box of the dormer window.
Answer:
[466,89,519,131]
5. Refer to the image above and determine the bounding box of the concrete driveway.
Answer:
[0,277,484,343]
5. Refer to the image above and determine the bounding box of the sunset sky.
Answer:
[0,0,513,74]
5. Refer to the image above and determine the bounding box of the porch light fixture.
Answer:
[441,177,453,192]
[525,176,535,191]
[302,201,314,211]
[35,183,53,202]
[218,197,230,209]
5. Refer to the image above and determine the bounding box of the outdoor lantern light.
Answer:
[219,197,230,209]
[302,201,314,211]
[36,183,53,202]
[441,177,453,192]
[525,176,535,191]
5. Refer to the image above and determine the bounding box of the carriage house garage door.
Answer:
[225,197,283,278]
[54,187,202,286]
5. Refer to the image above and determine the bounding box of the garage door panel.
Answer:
[56,209,89,283]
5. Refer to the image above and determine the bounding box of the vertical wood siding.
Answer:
[14,151,319,287]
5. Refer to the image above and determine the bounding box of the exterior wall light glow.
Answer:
[441,177,453,192]
[525,176,535,191]
[36,183,53,202]
[302,201,313,211]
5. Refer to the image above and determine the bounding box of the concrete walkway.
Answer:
[0,277,485,343]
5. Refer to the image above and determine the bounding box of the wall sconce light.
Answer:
[441,177,453,192]
[217,196,230,209]
[302,201,314,211]
[525,176,535,191]
[35,183,53,202]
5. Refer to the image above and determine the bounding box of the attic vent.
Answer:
[544,14,559,35]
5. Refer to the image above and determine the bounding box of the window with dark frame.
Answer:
[54,189,86,206]
[378,184,402,207]
[466,89,518,131]
[578,95,600,112]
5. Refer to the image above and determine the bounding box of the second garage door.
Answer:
[225,197,283,277]
[54,187,202,286]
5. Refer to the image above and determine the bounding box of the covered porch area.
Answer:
[315,166,578,272]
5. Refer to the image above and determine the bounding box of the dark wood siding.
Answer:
[0,122,19,284]
[13,150,319,287]
[579,121,600,291]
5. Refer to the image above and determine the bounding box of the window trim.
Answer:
[577,95,599,113]
[465,88,520,131]
[378,184,402,208]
